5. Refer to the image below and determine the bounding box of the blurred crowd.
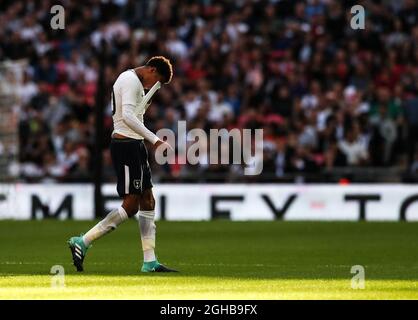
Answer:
[1,0,418,183]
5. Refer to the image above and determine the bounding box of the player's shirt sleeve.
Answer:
[121,104,160,144]
[119,74,160,144]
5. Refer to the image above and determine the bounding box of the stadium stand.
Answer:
[0,0,418,183]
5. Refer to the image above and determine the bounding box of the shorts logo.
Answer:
[133,180,141,189]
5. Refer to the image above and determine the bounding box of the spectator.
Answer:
[338,128,368,166]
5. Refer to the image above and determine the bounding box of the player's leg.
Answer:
[68,139,141,271]
[82,195,139,245]
[138,188,156,263]
[138,188,177,272]
[67,196,139,272]
[137,140,177,272]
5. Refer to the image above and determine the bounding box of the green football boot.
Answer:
[141,260,178,273]
[67,235,90,272]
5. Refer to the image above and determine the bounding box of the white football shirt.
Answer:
[111,69,159,143]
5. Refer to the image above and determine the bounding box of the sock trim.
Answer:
[138,210,155,219]
[143,249,156,262]
[82,235,90,247]
[118,206,129,221]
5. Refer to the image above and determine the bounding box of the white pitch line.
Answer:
[0,262,48,265]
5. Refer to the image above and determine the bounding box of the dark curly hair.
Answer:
[146,56,173,84]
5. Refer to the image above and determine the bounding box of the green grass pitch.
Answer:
[0,220,417,299]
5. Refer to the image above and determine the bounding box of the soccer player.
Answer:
[68,56,177,273]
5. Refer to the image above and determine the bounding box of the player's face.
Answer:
[145,67,162,89]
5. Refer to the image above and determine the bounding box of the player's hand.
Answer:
[154,139,174,152]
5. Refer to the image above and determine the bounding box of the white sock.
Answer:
[83,207,129,246]
[138,210,156,262]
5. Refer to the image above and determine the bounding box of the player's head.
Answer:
[143,56,173,87]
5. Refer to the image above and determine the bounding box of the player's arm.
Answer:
[119,79,171,150]
[121,106,172,150]
[121,103,159,144]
